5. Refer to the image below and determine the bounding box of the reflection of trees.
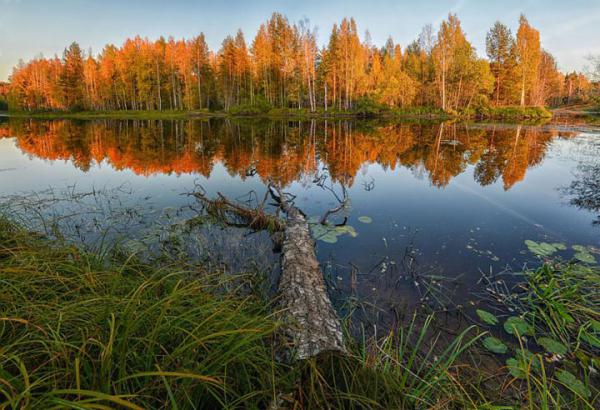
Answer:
[564,163,600,225]
[2,119,573,189]
[473,125,559,190]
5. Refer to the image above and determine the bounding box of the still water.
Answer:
[1,118,598,318]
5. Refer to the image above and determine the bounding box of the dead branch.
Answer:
[190,185,346,359]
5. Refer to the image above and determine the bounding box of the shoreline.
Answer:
[1,105,555,122]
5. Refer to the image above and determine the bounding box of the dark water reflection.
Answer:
[0,118,599,322]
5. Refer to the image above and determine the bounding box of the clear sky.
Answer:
[1,0,600,82]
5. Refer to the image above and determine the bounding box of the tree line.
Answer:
[5,13,596,113]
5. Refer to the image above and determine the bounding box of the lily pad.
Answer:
[504,316,534,336]
[482,336,508,354]
[557,370,591,398]
[506,358,526,379]
[574,251,596,264]
[524,240,558,258]
[310,220,357,243]
[476,309,499,325]
[357,216,373,224]
[506,349,540,378]
[537,337,567,355]
[572,244,588,252]
[552,242,567,250]
[335,225,358,238]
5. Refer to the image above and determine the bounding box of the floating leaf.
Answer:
[311,221,357,243]
[574,252,596,264]
[521,349,541,373]
[335,225,358,238]
[524,240,558,257]
[482,337,508,354]
[572,244,588,252]
[552,243,567,250]
[476,309,499,325]
[319,233,338,244]
[358,216,372,224]
[557,370,591,398]
[506,358,526,379]
[504,317,533,336]
[537,337,567,355]
[506,349,541,378]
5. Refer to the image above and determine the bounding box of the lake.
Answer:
[1,117,599,322]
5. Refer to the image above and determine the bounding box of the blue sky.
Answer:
[1,0,600,81]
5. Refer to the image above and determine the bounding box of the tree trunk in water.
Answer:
[191,190,346,359]
[278,205,345,359]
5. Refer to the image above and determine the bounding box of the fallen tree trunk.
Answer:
[277,203,345,359]
[192,187,345,359]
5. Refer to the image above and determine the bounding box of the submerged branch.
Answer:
[190,185,346,359]
[192,191,286,232]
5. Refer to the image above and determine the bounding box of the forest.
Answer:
[3,13,596,115]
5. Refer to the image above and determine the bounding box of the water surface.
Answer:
[1,118,598,320]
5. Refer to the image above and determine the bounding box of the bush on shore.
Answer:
[469,105,553,119]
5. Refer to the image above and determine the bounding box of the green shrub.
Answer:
[470,105,552,119]
[229,96,273,116]
[352,96,388,117]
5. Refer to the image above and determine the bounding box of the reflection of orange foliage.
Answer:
[5,119,573,189]
[0,123,9,138]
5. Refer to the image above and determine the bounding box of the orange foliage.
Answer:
[6,14,588,113]
[2,119,574,190]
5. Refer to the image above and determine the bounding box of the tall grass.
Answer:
[0,216,487,408]
[0,217,279,408]
[1,215,598,408]
[478,260,600,409]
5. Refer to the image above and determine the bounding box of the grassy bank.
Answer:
[6,104,553,121]
[0,217,480,408]
[6,109,207,120]
[468,105,553,120]
[0,216,598,408]
[6,107,448,121]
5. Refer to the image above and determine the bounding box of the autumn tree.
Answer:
[370,42,416,107]
[516,15,541,106]
[533,50,562,106]
[6,12,578,113]
[486,22,518,106]
[61,42,85,110]
[297,18,318,111]
[189,34,210,109]
[563,72,591,105]
[404,25,436,106]
[432,14,492,111]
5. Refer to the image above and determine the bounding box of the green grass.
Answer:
[5,105,501,121]
[7,104,555,121]
[470,105,553,120]
[0,217,278,408]
[1,215,598,408]
[477,256,600,409]
[6,109,215,120]
[0,217,481,408]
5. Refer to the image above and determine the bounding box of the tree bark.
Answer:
[192,188,345,360]
[277,204,345,359]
